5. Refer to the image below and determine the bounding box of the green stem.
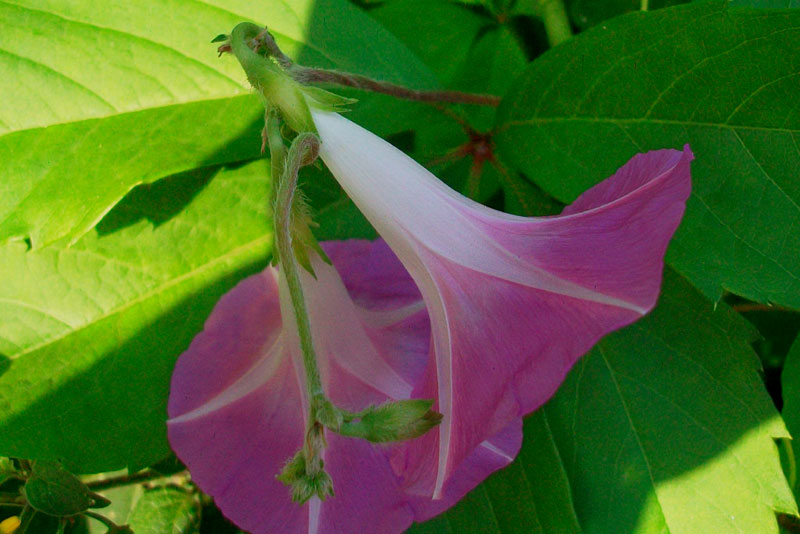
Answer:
[641,0,649,11]
[536,0,572,47]
[0,492,22,504]
[84,470,166,492]
[229,26,499,107]
[84,511,126,532]
[270,122,323,400]
[290,66,500,107]
[265,108,285,212]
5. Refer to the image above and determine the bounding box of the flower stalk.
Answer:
[271,125,323,399]
[223,23,500,108]
[226,25,445,505]
[267,116,337,501]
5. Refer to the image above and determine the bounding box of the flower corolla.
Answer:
[311,111,692,497]
[167,240,522,533]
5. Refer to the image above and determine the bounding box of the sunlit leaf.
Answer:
[0,0,435,248]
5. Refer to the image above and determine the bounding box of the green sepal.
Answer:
[230,23,316,134]
[302,86,357,113]
[210,33,228,43]
[313,396,343,431]
[338,399,442,443]
[87,491,111,509]
[276,451,335,503]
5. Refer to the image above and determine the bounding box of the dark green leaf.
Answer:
[496,2,800,308]
[370,0,487,86]
[728,0,800,7]
[566,0,690,30]
[24,462,92,517]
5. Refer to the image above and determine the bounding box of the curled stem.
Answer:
[271,127,323,400]
[84,511,131,533]
[84,470,166,492]
[268,117,334,501]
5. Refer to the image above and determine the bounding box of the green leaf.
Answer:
[565,0,690,30]
[1,0,436,248]
[16,506,60,534]
[85,483,143,534]
[369,0,487,86]
[126,487,199,534]
[728,0,800,7]
[0,161,272,473]
[412,270,794,533]
[781,333,800,497]
[543,270,794,533]
[496,2,800,308]
[24,461,92,517]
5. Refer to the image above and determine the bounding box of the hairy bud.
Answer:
[338,399,442,443]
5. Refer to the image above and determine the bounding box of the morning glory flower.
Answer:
[167,239,522,533]
[311,110,693,498]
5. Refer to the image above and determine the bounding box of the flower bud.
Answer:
[339,399,442,443]
[228,23,354,135]
[313,397,343,432]
[276,451,334,503]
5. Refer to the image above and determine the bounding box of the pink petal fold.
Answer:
[312,110,692,497]
[168,239,519,533]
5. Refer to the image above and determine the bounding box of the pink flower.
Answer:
[311,111,693,498]
[167,239,522,533]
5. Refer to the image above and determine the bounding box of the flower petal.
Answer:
[312,111,692,496]
[169,240,448,533]
[167,270,307,532]
[406,417,523,522]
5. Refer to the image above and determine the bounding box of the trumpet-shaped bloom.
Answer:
[311,111,693,497]
[168,239,522,534]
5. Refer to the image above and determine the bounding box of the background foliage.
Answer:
[2,0,800,532]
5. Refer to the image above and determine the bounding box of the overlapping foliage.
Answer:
[2,0,799,532]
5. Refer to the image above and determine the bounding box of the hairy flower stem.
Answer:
[84,470,167,492]
[270,127,324,401]
[267,116,337,501]
[290,66,501,107]
[227,25,500,107]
